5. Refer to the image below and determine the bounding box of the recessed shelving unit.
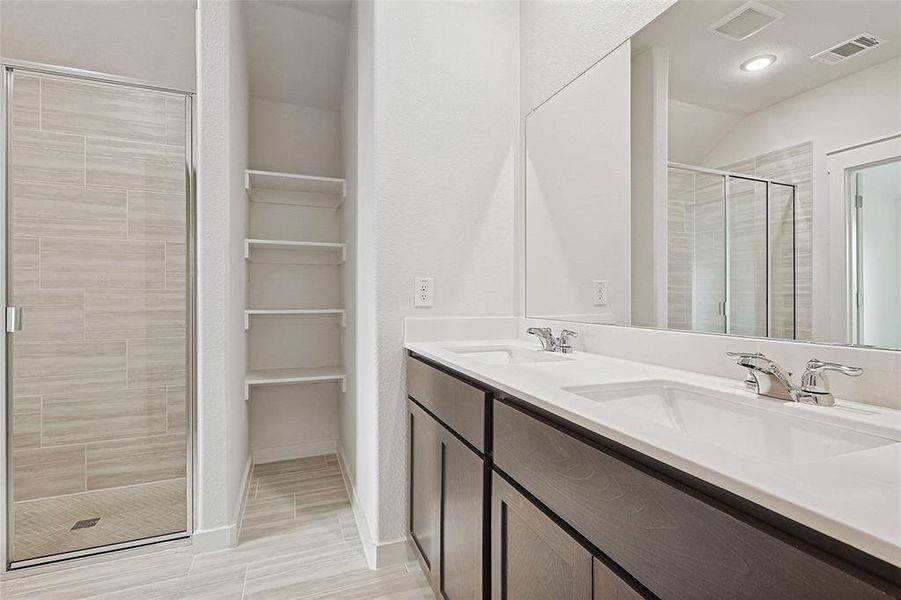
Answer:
[244,167,348,403]
[244,367,346,400]
[244,308,346,329]
[244,238,346,261]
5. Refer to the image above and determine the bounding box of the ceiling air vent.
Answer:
[811,34,886,65]
[708,1,784,42]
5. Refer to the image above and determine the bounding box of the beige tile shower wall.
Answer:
[721,143,812,340]
[755,143,813,340]
[666,169,694,330]
[692,173,727,334]
[7,71,189,561]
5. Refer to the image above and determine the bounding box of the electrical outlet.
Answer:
[414,277,434,308]
[592,280,608,307]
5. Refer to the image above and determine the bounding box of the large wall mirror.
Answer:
[525,0,901,349]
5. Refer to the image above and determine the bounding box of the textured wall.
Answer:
[197,0,230,541]
[196,0,249,548]
[366,0,519,545]
[226,0,251,527]
[249,99,343,177]
[0,0,196,92]
[519,0,674,114]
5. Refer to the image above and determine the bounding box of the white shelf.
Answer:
[244,238,346,262]
[244,367,346,399]
[244,308,345,329]
[245,169,346,205]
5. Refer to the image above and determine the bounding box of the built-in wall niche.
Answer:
[244,169,347,401]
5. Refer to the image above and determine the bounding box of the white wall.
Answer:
[631,46,669,328]
[667,99,742,165]
[703,56,901,343]
[226,0,250,531]
[518,0,675,317]
[195,0,249,551]
[352,0,518,559]
[343,0,382,566]
[249,98,343,177]
[339,0,360,517]
[0,0,196,92]
[519,0,674,112]
[526,41,631,323]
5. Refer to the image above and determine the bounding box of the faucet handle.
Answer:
[804,358,863,378]
[559,329,579,344]
[801,358,862,394]
[726,351,763,360]
[797,358,862,407]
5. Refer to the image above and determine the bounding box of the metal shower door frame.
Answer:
[668,162,798,339]
[1,59,196,570]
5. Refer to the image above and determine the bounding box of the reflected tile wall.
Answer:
[722,143,812,341]
[8,70,189,562]
[666,142,812,341]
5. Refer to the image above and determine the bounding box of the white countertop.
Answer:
[405,339,901,567]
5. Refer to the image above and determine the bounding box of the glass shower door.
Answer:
[768,183,796,339]
[726,177,768,337]
[6,68,191,564]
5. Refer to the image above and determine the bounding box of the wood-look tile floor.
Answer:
[0,454,433,599]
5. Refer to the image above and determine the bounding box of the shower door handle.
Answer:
[6,306,22,333]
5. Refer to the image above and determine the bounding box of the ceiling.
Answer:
[245,1,351,110]
[633,0,901,115]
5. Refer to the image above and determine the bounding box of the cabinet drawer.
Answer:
[494,399,894,600]
[407,355,488,451]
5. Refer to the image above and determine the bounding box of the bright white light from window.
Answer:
[740,55,777,72]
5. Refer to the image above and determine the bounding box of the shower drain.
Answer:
[70,517,101,531]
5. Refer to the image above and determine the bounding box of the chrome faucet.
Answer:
[797,358,863,406]
[526,327,579,354]
[727,352,862,407]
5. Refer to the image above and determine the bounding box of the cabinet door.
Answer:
[410,400,440,578]
[492,473,591,600]
[593,559,643,600]
[439,428,485,600]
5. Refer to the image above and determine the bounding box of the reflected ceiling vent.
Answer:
[708,1,784,41]
[811,34,886,65]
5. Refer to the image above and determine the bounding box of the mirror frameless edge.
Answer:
[524,0,901,351]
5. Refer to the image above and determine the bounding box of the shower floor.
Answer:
[12,478,186,562]
[1,454,431,599]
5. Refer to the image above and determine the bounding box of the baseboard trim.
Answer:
[253,440,337,465]
[233,452,254,543]
[191,524,234,554]
[336,444,410,570]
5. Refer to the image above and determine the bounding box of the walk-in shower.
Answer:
[3,62,194,568]
[667,163,797,340]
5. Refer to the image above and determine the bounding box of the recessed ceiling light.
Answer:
[740,54,777,72]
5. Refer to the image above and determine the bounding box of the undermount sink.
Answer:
[563,380,897,464]
[445,345,572,365]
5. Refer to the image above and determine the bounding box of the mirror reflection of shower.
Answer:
[666,163,796,339]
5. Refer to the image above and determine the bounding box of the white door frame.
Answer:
[826,134,901,346]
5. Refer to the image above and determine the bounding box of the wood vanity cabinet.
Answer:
[406,353,900,600]
[493,398,899,600]
[492,472,642,600]
[407,355,490,600]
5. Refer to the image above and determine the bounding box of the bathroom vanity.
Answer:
[405,342,901,599]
